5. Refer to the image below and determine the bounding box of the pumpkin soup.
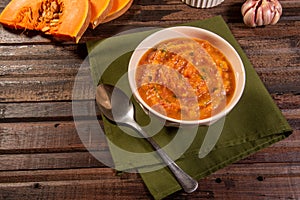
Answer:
[136,38,235,120]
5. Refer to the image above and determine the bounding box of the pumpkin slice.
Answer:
[0,0,91,43]
[0,0,40,30]
[89,0,113,29]
[102,0,133,23]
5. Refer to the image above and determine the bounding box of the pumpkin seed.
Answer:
[51,19,59,23]
[50,1,58,12]
[39,0,63,24]
[41,26,50,32]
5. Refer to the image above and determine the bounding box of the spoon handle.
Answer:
[127,121,198,193]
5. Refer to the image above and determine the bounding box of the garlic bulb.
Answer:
[241,0,282,27]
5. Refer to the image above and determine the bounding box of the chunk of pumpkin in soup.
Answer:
[136,37,235,120]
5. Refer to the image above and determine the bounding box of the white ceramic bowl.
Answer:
[182,0,224,8]
[128,26,245,126]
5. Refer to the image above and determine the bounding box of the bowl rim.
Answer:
[128,26,246,126]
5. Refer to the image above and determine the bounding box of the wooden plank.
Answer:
[185,163,300,199]
[0,168,140,183]
[258,73,300,94]
[0,172,151,200]
[0,102,74,119]
[0,1,299,44]
[0,41,299,101]
[0,163,299,199]
[0,77,76,102]
[0,121,107,153]
[0,0,12,7]
[0,162,299,184]
[0,77,298,102]
[0,147,298,172]
[272,93,300,110]
[0,59,82,78]
[1,21,299,44]
[1,38,299,69]
[0,123,297,155]
[0,76,95,102]
[0,127,298,171]
[0,44,87,61]
[1,96,298,120]
[0,152,111,171]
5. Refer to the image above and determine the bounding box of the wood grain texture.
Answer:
[0,0,299,199]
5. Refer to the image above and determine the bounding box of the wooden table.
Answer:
[0,0,299,199]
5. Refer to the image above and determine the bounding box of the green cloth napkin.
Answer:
[86,16,292,199]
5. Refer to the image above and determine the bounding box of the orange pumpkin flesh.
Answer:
[102,0,133,23]
[0,0,134,42]
[0,0,91,43]
[89,0,112,29]
[0,0,38,30]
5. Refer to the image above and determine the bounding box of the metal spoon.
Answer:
[95,83,198,193]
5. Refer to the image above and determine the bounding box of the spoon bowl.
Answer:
[96,83,134,124]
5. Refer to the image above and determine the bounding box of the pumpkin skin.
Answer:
[102,0,133,23]
[89,0,112,29]
[0,0,91,43]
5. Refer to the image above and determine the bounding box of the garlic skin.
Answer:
[241,0,282,27]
